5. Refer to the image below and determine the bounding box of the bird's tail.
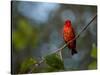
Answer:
[71,49,77,55]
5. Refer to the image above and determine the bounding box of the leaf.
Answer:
[19,57,37,73]
[88,61,97,69]
[91,43,97,58]
[44,53,64,70]
[44,66,59,72]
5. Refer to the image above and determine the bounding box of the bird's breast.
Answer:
[63,27,75,41]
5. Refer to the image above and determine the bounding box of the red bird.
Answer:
[63,20,77,55]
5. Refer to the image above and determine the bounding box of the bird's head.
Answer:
[65,20,71,27]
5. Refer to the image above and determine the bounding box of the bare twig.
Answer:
[30,14,97,73]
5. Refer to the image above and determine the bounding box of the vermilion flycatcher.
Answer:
[63,20,77,55]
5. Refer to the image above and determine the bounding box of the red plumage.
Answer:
[63,20,77,55]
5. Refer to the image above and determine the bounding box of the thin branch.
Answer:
[29,14,97,73]
[28,58,44,73]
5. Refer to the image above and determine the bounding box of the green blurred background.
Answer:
[11,1,97,74]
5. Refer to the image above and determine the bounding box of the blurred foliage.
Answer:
[12,17,40,51]
[88,61,97,69]
[44,53,65,71]
[19,57,37,73]
[88,43,97,69]
[17,18,33,37]
[91,43,97,58]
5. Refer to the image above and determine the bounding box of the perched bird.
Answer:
[63,20,77,55]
